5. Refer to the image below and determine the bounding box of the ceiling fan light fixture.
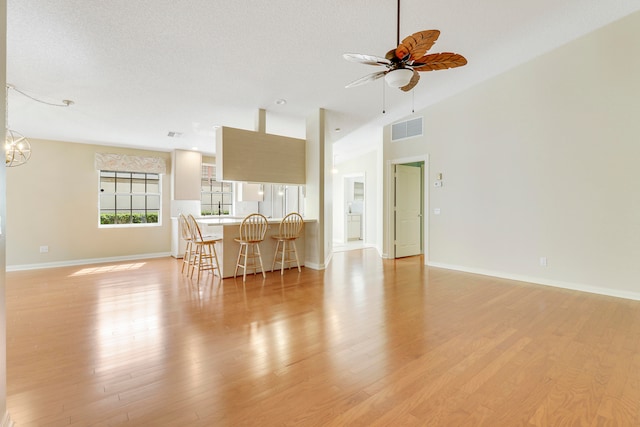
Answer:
[384,68,414,88]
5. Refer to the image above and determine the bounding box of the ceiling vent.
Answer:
[167,131,183,138]
[391,117,423,142]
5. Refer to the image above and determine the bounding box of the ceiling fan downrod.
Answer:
[396,0,401,47]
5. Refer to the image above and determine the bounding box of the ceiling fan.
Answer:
[343,0,467,92]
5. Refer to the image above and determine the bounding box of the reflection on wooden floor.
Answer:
[332,240,365,252]
[6,249,640,426]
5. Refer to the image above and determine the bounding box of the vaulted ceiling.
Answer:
[7,1,640,157]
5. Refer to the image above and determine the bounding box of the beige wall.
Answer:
[385,12,640,298]
[6,139,172,268]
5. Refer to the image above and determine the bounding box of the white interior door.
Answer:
[395,164,422,258]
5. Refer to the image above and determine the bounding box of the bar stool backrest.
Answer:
[187,214,204,242]
[178,213,192,241]
[239,213,268,242]
[279,212,304,239]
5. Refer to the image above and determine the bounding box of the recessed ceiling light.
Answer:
[275,98,287,105]
[335,127,341,132]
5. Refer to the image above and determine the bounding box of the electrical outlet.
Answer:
[39,245,49,253]
[539,257,547,267]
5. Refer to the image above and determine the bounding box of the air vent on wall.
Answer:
[391,117,423,141]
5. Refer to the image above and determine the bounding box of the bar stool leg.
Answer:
[243,244,249,282]
[190,245,200,279]
[280,241,287,275]
[272,240,281,272]
[256,244,265,278]
[181,240,192,274]
[292,240,301,272]
[211,242,221,278]
[234,244,244,278]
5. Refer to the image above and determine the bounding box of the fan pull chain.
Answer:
[382,80,386,114]
[412,89,415,113]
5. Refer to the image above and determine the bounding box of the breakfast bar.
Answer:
[194,216,315,279]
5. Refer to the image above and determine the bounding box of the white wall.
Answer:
[384,11,640,299]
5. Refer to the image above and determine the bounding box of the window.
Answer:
[99,171,161,226]
[201,164,233,215]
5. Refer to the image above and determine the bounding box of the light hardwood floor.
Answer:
[6,249,640,426]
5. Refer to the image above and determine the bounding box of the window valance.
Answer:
[95,153,167,174]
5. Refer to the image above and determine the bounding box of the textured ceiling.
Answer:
[7,1,640,158]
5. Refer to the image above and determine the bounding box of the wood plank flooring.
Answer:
[6,249,640,426]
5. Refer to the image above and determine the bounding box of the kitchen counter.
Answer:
[172,216,317,278]
[197,216,314,226]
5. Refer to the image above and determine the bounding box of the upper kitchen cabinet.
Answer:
[215,126,305,184]
[172,149,202,200]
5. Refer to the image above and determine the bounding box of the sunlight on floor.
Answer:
[69,262,147,276]
[332,240,365,253]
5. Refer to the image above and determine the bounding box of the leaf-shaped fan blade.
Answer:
[345,71,387,88]
[412,52,467,71]
[343,53,392,67]
[395,30,441,61]
[399,70,420,92]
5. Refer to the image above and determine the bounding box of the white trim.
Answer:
[6,252,171,272]
[97,172,163,227]
[428,261,640,301]
[303,249,332,271]
[304,262,325,271]
[324,251,333,269]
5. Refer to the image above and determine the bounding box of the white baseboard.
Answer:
[304,251,333,271]
[6,252,172,272]
[304,262,325,271]
[428,261,640,301]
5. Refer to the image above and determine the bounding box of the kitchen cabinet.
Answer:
[347,214,361,240]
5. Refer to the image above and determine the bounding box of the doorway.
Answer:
[394,162,424,258]
[336,174,365,252]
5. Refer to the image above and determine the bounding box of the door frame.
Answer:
[386,155,429,263]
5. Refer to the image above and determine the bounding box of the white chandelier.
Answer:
[5,128,31,167]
